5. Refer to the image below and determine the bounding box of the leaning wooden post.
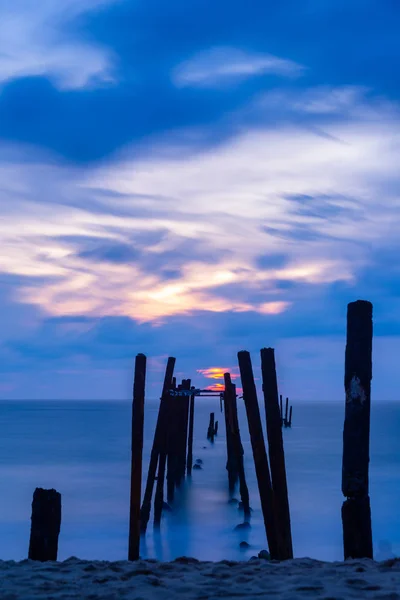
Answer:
[28,488,61,561]
[288,405,293,428]
[224,373,250,519]
[207,412,215,442]
[342,300,373,560]
[238,351,278,559]
[140,357,175,533]
[186,387,196,476]
[261,348,293,560]
[128,353,146,561]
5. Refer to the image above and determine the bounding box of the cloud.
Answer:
[1,85,400,329]
[172,46,305,88]
[197,367,240,380]
[0,0,118,89]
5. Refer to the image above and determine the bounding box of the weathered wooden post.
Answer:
[238,351,278,559]
[186,387,196,477]
[288,405,293,428]
[207,412,215,442]
[224,373,250,519]
[177,379,191,485]
[140,357,175,533]
[280,395,283,426]
[261,348,293,560]
[223,378,239,495]
[128,353,146,561]
[214,421,219,435]
[342,300,373,559]
[28,488,61,561]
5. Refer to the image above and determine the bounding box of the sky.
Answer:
[1,0,400,400]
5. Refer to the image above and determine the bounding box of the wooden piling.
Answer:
[288,405,293,428]
[186,387,195,477]
[238,350,278,559]
[223,378,239,495]
[214,421,219,435]
[342,300,373,559]
[280,395,283,426]
[140,357,175,533]
[207,412,215,442]
[261,348,293,560]
[128,353,146,561]
[167,390,180,503]
[177,379,191,485]
[224,373,250,519]
[28,488,61,561]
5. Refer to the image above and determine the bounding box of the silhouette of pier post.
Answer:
[140,357,175,532]
[28,488,61,561]
[224,373,250,519]
[128,353,146,560]
[238,350,278,559]
[261,348,293,560]
[223,380,237,495]
[186,387,196,476]
[177,379,191,486]
[207,412,215,442]
[342,300,373,560]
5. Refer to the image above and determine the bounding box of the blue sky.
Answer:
[1,0,400,400]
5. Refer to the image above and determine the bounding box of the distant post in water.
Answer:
[238,351,278,559]
[207,412,215,442]
[261,348,293,560]
[128,353,146,561]
[342,300,373,560]
[28,488,61,561]
[279,395,283,426]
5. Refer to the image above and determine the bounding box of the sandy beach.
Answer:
[0,556,399,599]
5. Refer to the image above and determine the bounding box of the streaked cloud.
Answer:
[0,0,118,89]
[172,46,305,88]
[197,368,240,380]
[0,85,400,327]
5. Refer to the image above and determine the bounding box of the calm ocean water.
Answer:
[0,399,399,562]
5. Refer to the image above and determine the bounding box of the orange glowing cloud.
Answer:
[197,367,240,380]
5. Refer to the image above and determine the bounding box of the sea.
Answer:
[0,399,399,563]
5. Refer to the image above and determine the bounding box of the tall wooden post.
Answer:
[342,300,373,559]
[238,351,278,559]
[180,379,191,484]
[128,353,146,561]
[223,381,237,494]
[224,373,250,519]
[284,397,289,427]
[28,488,61,561]
[288,406,293,428]
[140,357,175,533]
[167,390,179,503]
[187,387,196,476]
[261,348,293,560]
[279,395,283,426]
